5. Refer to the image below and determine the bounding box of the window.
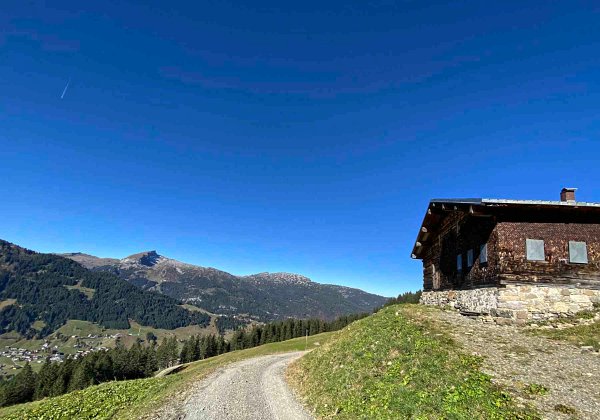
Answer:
[467,249,474,267]
[480,244,488,264]
[569,241,588,264]
[456,254,462,272]
[526,239,545,261]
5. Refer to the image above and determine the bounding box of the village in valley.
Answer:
[0,332,127,376]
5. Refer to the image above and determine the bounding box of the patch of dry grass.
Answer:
[531,321,600,350]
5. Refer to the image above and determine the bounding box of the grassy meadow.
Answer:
[288,304,539,419]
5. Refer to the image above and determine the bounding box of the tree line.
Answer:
[380,290,422,307]
[0,333,227,408]
[228,313,368,351]
[0,312,368,408]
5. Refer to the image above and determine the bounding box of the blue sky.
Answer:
[1,1,599,297]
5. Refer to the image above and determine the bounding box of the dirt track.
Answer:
[181,351,313,420]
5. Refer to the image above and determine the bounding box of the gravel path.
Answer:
[182,352,313,420]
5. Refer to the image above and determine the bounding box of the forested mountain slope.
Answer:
[0,240,210,338]
[62,251,388,322]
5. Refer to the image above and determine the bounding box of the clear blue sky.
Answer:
[1,1,599,297]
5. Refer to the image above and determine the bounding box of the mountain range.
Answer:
[61,250,387,322]
[0,240,210,338]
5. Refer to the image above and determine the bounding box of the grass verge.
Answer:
[0,332,333,419]
[288,304,539,419]
[528,321,600,350]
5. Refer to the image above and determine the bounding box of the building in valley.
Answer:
[412,188,600,322]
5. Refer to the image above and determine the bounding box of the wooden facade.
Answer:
[412,191,600,291]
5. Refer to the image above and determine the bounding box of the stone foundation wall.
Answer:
[420,288,499,315]
[497,284,600,321]
[420,285,600,322]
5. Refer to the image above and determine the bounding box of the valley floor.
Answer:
[425,310,600,420]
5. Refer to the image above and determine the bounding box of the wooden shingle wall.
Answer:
[496,222,600,289]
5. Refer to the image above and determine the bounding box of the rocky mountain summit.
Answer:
[242,272,312,285]
[62,251,387,322]
[121,250,163,267]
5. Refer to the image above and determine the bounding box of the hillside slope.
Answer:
[0,240,210,338]
[62,251,387,322]
[0,332,334,420]
[288,305,538,419]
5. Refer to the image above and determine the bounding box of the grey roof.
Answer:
[430,198,600,208]
[411,196,600,259]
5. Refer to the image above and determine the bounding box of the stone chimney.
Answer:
[560,187,577,202]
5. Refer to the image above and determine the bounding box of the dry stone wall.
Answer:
[420,288,499,315]
[420,285,600,322]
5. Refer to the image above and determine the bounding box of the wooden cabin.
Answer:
[412,188,600,320]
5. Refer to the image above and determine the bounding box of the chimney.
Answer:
[560,187,577,202]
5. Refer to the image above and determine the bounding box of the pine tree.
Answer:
[111,339,129,380]
[156,337,171,369]
[249,329,260,348]
[179,338,191,364]
[69,359,94,391]
[230,330,244,351]
[94,351,114,383]
[293,319,303,337]
[50,358,73,397]
[1,363,37,406]
[144,344,158,376]
[206,335,217,358]
[34,358,58,400]
[216,336,226,355]
[192,335,201,361]
[128,340,145,378]
[166,336,179,367]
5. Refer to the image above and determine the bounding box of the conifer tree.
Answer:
[144,344,158,376]
[156,337,171,369]
[34,358,58,400]
[179,338,191,363]
[192,335,201,361]
[94,351,114,383]
[69,359,94,391]
[0,362,36,406]
[166,336,179,367]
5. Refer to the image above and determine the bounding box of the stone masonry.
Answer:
[420,284,600,322]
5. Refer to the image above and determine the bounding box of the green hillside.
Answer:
[0,332,333,419]
[0,240,210,338]
[288,305,539,419]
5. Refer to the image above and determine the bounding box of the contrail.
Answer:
[61,78,71,99]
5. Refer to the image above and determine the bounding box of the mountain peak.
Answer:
[244,272,312,284]
[59,250,388,321]
[122,250,162,267]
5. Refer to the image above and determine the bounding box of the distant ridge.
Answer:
[0,240,210,338]
[61,251,388,322]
